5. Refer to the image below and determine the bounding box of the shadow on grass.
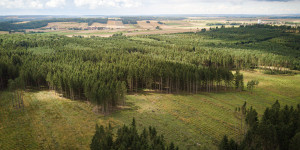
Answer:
[127,88,239,97]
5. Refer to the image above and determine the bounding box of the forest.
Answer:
[1,25,300,113]
[0,15,58,22]
[206,23,242,26]
[0,33,238,113]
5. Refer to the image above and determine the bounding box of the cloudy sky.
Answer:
[0,0,300,15]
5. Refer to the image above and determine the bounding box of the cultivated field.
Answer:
[106,20,126,28]
[137,21,162,29]
[1,70,299,150]
[18,17,300,37]
[0,31,9,34]
[44,22,89,28]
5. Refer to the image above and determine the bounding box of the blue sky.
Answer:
[0,0,300,15]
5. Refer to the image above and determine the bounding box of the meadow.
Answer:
[1,70,299,150]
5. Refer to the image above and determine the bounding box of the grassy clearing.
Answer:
[0,70,299,150]
[109,70,300,150]
[0,90,98,150]
[28,47,54,55]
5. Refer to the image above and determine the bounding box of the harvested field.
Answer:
[18,17,300,38]
[89,23,107,27]
[13,21,30,24]
[0,31,9,34]
[107,20,125,28]
[44,22,89,29]
[137,21,161,29]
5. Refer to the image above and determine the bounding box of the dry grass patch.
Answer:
[107,20,125,28]
[0,90,98,150]
[13,21,30,24]
[45,22,89,28]
[0,31,9,34]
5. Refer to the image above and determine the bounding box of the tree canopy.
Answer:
[90,118,179,150]
[1,25,299,112]
[219,100,300,150]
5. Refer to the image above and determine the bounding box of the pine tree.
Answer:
[219,135,229,150]
[289,133,300,150]
[245,106,258,128]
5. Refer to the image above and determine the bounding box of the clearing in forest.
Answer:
[0,70,299,150]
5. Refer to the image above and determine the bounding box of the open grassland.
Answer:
[0,90,98,150]
[0,70,299,150]
[137,21,162,29]
[106,20,126,28]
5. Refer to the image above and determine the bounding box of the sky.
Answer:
[0,0,300,15]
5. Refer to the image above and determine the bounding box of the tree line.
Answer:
[219,101,300,150]
[0,18,108,31]
[120,17,185,24]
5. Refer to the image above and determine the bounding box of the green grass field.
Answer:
[0,70,299,150]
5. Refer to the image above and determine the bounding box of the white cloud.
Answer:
[30,0,44,8]
[46,0,66,8]
[0,0,300,14]
[74,0,141,9]
[0,0,43,9]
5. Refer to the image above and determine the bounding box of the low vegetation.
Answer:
[1,70,299,149]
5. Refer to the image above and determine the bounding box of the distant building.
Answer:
[51,26,58,30]
[258,19,262,24]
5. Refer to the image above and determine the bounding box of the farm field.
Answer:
[17,17,300,37]
[0,31,9,34]
[1,70,299,150]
